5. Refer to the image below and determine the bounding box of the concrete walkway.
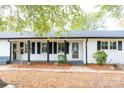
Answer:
[0,65,123,74]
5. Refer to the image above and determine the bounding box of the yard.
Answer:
[0,63,124,88]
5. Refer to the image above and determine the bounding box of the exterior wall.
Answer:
[0,40,10,64]
[87,39,124,64]
[87,39,97,64]
[11,39,84,62]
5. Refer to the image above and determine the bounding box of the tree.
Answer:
[0,5,106,35]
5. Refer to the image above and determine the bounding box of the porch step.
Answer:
[67,61,84,65]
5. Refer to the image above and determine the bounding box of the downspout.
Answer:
[8,40,12,64]
[85,38,88,64]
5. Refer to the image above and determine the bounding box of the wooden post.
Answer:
[28,40,30,62]
[8,40,12,64]
[47,40,50,62]
[64,40,67,62]
[85,38,88,64]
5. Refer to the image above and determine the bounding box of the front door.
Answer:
[13,43,17,60]
[72,42,79,58]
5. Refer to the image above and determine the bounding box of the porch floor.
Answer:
[11,60,84,65]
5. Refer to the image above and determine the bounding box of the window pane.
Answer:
[102,42,108,49]
[118,41,122,50]
[110,41,116,50]
[54,42,57,54]
[42,43,47,53]
[25,43,28,53]
[32,42,35,54]
[113,42,116,49]
[58,43,64,53]
[110,42,113,49]
[37,42,41,54]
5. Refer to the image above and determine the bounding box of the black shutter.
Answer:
[66,42,69,54]
[20,42,24,54]
[118,41,122,50]
[49,42,52,54]
[54,42,57,54]
[32,42,35,54]
[37,42,41,54]
[97,41,101,50]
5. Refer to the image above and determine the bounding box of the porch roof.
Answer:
[0,30,124,39]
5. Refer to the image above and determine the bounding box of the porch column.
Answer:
[28,40,30,62]
[8,40,12,64]
[64,40,67,62]
[47,40,50,62]
[10,41,12,62]
[85,38,88,64]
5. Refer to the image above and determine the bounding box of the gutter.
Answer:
[85,38,88,64]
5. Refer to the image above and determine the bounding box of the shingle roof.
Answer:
[0,30,124,39]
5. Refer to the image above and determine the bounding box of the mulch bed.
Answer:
[10,62,73,69]
[10,63,116,71]
[81,64,116,71]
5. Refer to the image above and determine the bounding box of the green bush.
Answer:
[93,51,107,65]
[58,52,67,64]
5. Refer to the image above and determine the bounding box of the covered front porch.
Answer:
[8,39,86,64]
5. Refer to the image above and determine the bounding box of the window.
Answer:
[20,42,24,54]
[58,43,64,53]
[110,41,116,50]
[42,43,47,53]
[101,42,108,49]
[31,42,35,54]
[118,41,122,50]
[49,42,52,54]
[53,42,57,54]
[37,42,41,54]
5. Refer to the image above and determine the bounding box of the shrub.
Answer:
[58,52,67,64]
[93,51,107,65]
